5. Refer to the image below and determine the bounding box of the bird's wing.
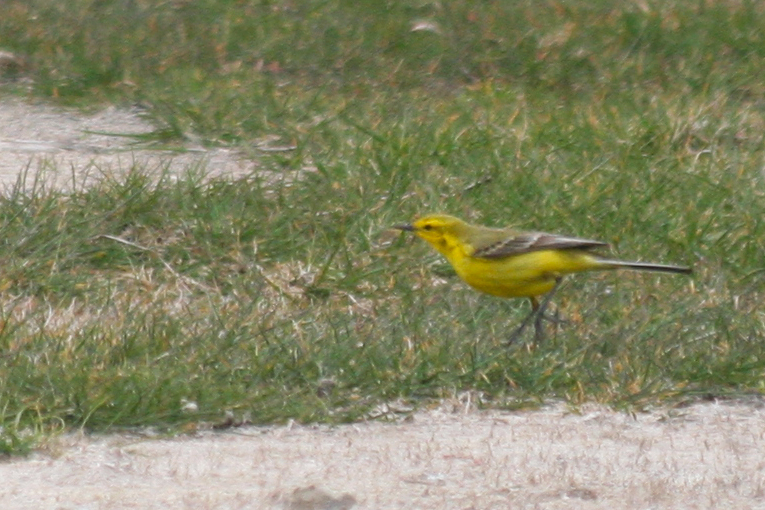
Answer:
[472,231,609,259]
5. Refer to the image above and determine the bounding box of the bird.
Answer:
[393,214,692,343]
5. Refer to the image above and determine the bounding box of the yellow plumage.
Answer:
[394,214,691,342]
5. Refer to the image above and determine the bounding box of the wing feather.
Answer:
[473,232,609,259]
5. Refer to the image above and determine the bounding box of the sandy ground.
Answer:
[3,402,765,510]
[2,99,765,510]
[0,97,254,188]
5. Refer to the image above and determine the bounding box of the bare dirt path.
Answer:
[1,99,764,510]
[0,98,252,188]
[3,402,765,510]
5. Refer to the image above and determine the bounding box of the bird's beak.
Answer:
[392,223,415,232]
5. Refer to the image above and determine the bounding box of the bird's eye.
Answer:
[422,224,433,230]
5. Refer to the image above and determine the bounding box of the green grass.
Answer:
[1,0,764,454]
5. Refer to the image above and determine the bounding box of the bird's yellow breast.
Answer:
[442,243,604,298]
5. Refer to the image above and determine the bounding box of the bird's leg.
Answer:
[507,278,563,345]
[532,277,563,342]
[533,297,546,343]
[506,299,539,345]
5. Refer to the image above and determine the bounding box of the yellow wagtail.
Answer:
[394,214,692,342]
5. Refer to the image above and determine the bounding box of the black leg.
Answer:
[506,297,538,345]
[507,278,563,345]
[533,300,546,343]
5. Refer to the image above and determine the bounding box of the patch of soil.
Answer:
[2,402,765,509]
[0,98,253,188]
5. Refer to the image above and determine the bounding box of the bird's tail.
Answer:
[598,259,692,275]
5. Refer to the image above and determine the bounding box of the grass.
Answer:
[0,0,764,454]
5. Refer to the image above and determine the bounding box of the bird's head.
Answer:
[393,214,467,249]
